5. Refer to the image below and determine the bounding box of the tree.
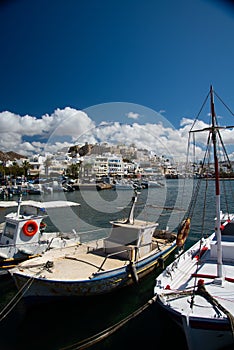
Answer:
[66,163,80,179]
[21,160,31,177]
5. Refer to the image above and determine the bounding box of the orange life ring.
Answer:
[176,218,190,247]
[22,220,38,237]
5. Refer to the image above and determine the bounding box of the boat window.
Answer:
[3,222,16,240]
[108,226,139,245]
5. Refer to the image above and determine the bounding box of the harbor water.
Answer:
[0,179,234,350]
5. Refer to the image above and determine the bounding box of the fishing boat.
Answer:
[141,179,164,188]
[9,189,177,299]
[0,196,80,275]
[112,179,136,190]
[154,86,234,350]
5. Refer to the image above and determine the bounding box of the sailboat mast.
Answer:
[210,85,223,278]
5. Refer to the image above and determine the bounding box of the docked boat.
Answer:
[154,86,234,350]
[10,189,177,299]
[112,179,136,190]
[27,183,44,195]
[0,196,80,275]
[141,179,164,188]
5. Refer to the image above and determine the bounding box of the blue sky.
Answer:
[1,0,234,159]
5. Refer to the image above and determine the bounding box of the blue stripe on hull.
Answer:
[14,244,176,297]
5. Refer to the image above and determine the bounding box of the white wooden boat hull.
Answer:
[154,233,234,350]
[11,243,176,298]
[157,296,233,350]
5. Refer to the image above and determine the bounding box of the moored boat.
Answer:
[154,86,234,350]
[0,196,80,275]
[112,179,136,190]
[10,189,178,299]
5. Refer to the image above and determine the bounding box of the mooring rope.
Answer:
[195,281,234,338]
[0,275,35,322]
[161,281,234,338]
[0,262,52,322]
[59,296,157,350]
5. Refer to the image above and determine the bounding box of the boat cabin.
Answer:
[104,219,159,260]
[103,190,159,260]
[0,199,80,260]
[0,203,46,258]
[1,214,44,248]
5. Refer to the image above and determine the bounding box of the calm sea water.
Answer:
[0,179,234,350]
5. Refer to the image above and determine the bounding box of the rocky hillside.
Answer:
[0,151,27,162]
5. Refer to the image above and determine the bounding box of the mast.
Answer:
[17,194,22,218]
[126,189,138,224]
[210,85,223,278]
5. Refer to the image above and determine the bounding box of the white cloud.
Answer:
[0,107,95,156]
[0,106,234,162]
[126,112,140,120]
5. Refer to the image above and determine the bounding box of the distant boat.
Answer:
[10,189,178,299]
[0,196,80,275]
[154,86,234,350]
[141,179,164,188]
[112,179,135,190]
[27,184,43,195]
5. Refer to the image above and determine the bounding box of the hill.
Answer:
[0,151,27,162]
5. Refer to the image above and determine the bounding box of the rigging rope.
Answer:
[196,281,234,338]
[214,90,234,118]
[189,91,210,132]
[216,130,234,217]
[186,128,212,220]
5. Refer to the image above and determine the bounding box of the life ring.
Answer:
[176,217,190,247]
[22,220,38,237]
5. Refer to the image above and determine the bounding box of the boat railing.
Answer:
[95,246,137,273]
[86,238,106,252]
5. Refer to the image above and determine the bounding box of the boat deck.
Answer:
[14,237,173,281]
[155,237,234,318]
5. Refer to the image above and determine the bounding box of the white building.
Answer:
[93,155,124,177]
[108,156,124,176]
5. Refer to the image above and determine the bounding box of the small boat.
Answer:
[154,86,234,350]
[10,189,177,299]
[96,182,113,190]
[141,179,164,188]
[112,179,135,190]
[0,196,80,275]
[0,186,11,199]
[27,183,44,195]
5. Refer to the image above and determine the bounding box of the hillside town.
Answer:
[0,142,233,197]
[0,142,188,193]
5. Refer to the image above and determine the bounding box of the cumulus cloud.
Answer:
[0,106,234,162]
[0,107,95,156]
[126,112,140,120]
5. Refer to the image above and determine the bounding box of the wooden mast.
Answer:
[126,189,138,224]
[210,85,223,278]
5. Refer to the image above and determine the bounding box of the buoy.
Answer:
[176,218,190,247]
